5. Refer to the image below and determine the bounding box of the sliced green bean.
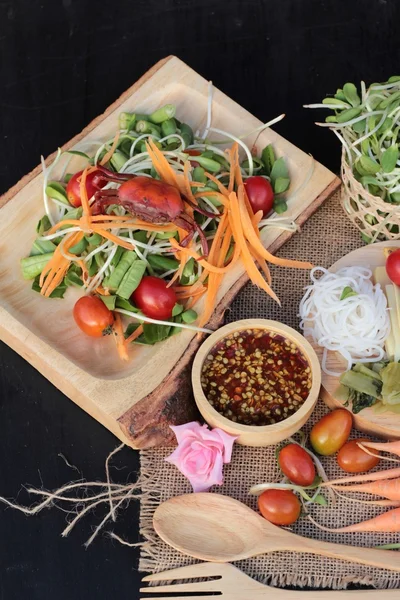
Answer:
[192,166,207,183]
[194,155,221,173]
[110,149,128,172]
[149,104,176,124]
[147,254,179,271]
[116,260,147,299]
[135,120,161,135]
[161,118,177,137]
[30,239,57,256]
[119,112,136,131]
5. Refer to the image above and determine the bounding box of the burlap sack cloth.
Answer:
[139,190,400,590]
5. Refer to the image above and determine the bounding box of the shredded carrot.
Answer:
[237,186,313,269]
[113,314,129,361]
[229,191,281,304]
[203,172,229,196]
[169,238,238,274]
[227,143,238,193]
[124,324,144,346]
[146,139,180,189]
[193,191,228,207]
[95,286,110,296]
[186,289,207,310]
[100,131,120,166]
[79,168,92,219]
[90,227,134,250]
[182,160,197,204]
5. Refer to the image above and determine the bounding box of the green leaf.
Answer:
[325,115,338,123]
[99,294,116,310]
[181,309,198,324]
[261,144,275,176]
[30,239,56,256]
[356,155,380,175]
[381,145,399,173]
[361,232,372,244]
[46,181,70,205]
[115,297,137,311]
[36,215,52,235]
[270,157,289,184]
[172,303,184,317]
[143,323,171,344]
[340,286,357,300]
[64,271,84,288]
[390,192,400,203]
[32,276,67,298]
[66,150,90,159]
[388,76,400,83]
[378,117,393,135]
[273,177,290,194]
[379,91,400,109]
[322,97,349,106]
[336,106,362,123]
[353,119,365,134]
[312,494,328,507]
[343,82,361,107]
[334,88,347,102]
[116,260,147,299]
[273,199,288,214]
[21,253,54,280]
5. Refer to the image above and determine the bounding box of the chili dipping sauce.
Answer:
[200,328,312,426]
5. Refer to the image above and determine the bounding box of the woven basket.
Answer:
[341,151,400,241]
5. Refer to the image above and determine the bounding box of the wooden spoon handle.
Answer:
[282,536,400,572]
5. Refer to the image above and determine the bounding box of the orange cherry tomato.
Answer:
[310,409,353,456]
[73,296,114,338]
[337,438,380,473]
[278,444,316,486]
[258,489,301,526]
[66,169,106,208]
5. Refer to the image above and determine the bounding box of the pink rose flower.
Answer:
[165,422,238,492]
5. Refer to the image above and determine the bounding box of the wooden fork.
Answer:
[140,562,399,598]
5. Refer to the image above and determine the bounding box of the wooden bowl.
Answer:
[192,319,321,446]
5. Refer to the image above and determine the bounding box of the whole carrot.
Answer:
[359,440,400,458]
[332,478,400,500]
[313,507,400,533]
[322,467,400,486]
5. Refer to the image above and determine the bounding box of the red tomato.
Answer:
[73,296,114,338]
[244,176,274,216]
[66,169,106,208]
[258,489,301,526]
[131,276,176,320]
[337,438,380,473]
[278,444,316,486]
[386,248,400,285]
[310,409,353,456]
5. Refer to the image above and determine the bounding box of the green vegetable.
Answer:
[99,295,116,310]
[86,233,103,246]
[172,303,184,317]
[68,237,88,255]
[192,166,207,183]
[340,369,382,398]
[64,271,84,288]
[46,182,70,205]
[110,149,128,172]
[380,362,400,405]
[147,254,179,271]
[103,251,136,291]
[340,286,357,300]
[149,104,176,124]
[119,112,136,130]
[347,389,377,414]
[381,145,399,173]
[143,322,172,344]
[111,245,125,267]
[343,82,361,107]
[116,260,147,299]
[21,253,54,280]
[115,297,137,311]
[270,157,289,185]
[36,215,52,235]
[336,107,362,123]
[261,144,275,175]
[274,177,290,194]
[135,120,161,136]
[352,363,382,381]
[181,309,198,323]
[30,239,56,256]
[191,155,220,173]
[273,199,288,214]
[161,118,177,137]
[179,123,194,148]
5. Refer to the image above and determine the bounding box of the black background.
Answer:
[1,1,400,598]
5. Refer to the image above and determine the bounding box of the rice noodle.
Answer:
[299,266,391,376]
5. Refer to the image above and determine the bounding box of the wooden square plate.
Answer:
[0,56,340,448]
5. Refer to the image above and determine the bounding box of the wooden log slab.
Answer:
[0,56,340,448]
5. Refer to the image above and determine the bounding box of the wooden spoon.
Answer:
[153,493,400,572]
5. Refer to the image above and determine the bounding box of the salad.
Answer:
[21,98,311,361]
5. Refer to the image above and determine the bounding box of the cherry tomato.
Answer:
[278,444,316,486]
[310,409,353,456]
[131,276,176,320]
[337,438,380,473]
[244,176,274,216]
[73,296,114,338]
[386,248,400,285]
[258,489,301,526]
[66,169,106,208]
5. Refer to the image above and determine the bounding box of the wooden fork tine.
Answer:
[140,579,220,594]
[142,561,223,582]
